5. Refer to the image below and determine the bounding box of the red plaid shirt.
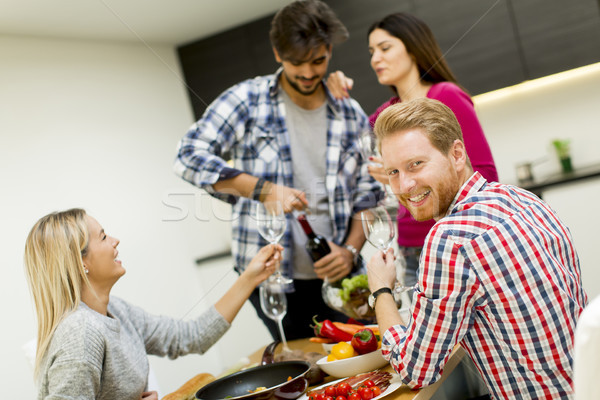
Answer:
[382,172,587,399]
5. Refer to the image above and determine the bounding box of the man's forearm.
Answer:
[213,173,262,199]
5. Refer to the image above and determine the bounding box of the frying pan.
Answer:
[195,360,311,400]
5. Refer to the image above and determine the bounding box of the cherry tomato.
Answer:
[358,387,374,400]
[348,393,361,400]
[371,386,382,396]
[324,396,334,400]
[336,382,351,396]
[363,379,375,388]
[325,386,337,397]
[335,396,347,400]
[316,394,326,400]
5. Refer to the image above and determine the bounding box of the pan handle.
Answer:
[261,340,280,365]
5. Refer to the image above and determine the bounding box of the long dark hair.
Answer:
[369,13,462,90]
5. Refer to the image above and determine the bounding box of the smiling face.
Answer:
[368,28,418,88]
[275,44,331,97]
[382,128,466,221]
[82,216,125,289]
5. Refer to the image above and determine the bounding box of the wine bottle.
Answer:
[296,213,331,261]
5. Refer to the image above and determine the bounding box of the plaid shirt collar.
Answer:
[443,171,486,219]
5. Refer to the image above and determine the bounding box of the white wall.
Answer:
[0,35,270,398]
[473,63,600,300]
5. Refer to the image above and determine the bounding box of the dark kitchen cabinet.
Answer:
[177,15,278,118]
[323,0,413,113]
[509,0,600,80]
[414,0,527,95]
[177,0,600,119]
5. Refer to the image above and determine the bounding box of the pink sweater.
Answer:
[369,82,498,247]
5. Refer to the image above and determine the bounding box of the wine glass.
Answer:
[357,129,379,165]
[357,129,397,211]
[361,206,414,294]
[361,205,395,251]
[259,282,291,352]
[256,201,292,285]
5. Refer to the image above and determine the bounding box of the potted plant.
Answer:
[552,139,573,173]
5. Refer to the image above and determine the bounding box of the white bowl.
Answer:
[316,348,388,378]
[321,342,336,354]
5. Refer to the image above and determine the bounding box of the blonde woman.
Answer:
[24,208,282,400]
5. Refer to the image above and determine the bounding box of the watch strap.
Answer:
[370,287,392,308]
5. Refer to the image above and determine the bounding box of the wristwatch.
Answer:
[368,287,393,308]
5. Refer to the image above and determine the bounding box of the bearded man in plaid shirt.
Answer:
[366,98,587,399]
[174,0,383,340]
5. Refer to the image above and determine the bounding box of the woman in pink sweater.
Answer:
[329,12,498,288]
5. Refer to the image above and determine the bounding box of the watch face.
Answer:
[368,293,375,308]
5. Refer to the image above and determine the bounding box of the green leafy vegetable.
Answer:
[339,274,369,302]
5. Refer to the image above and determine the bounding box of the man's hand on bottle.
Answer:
[313,242,353,282]
[263,183,308,213]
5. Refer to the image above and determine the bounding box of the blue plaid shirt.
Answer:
[174,69,383,278]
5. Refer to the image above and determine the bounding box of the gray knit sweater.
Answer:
[37,296,230,399]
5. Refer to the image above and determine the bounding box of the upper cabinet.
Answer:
[415,0,527,95]
[177,15,278,119]
[510,0,600,80]
[178,0,600,119]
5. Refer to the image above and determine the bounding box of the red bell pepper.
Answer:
[312,315,353,342]
[351,328,378,354]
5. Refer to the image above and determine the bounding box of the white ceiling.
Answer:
[0,0,292,45]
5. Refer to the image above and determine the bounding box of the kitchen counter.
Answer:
[246,338,480,400]
[519,162,600,197]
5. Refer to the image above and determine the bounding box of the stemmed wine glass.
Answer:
[256,201,292,285]
[357,129,380,166]
[361,205,414,294]
[357,129,397,209]
[259,282,291,352]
